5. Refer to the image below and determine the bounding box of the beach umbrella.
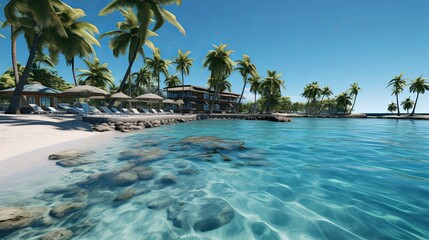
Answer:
[61,85,110,98]
[111,92,132,100]
[174,99,184,105]
[162,99,175,104]
[135,93,164,101]
[0,82,62,95]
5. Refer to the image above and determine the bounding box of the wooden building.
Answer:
[164,85,240,113]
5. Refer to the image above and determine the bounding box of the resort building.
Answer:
[164,85,240,113]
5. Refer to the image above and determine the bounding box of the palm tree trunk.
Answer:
[253,92,257,113]
[349,94,357,114]
[128,74,132,109]
[236,75,247,113]
[5,33,40,114]
[157,70,161,110]
[71,58,78,86]
[11,26,19,85]
[109,39,140,108]
[396,93,400,116]
[410,93,419,116]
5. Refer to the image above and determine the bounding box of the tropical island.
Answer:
[0,1,428,240]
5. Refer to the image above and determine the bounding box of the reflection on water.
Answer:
[0,119,428,239]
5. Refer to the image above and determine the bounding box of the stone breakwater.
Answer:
[81,114,197,133]
[83,114,292,133]
[197,113,292,122]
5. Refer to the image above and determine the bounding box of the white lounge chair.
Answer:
[29,104,48,114]
[151,109,159,114]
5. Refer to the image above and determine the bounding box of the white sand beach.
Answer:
[0,114,102,162]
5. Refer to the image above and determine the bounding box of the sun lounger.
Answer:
[131,108,141,114]
[159,109,166,114]
[100,106,114,114]
[170,110,175,114]
[141,108,151,114]
[58,103,85,114]
[111,107,122,114]
[122,108,133,114]
[46,107,66,114]
[29,104,48,114]
[151,109,159,114]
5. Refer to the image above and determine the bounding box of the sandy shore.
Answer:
[0,114,102,162]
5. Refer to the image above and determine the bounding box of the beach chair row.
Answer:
[28,103,176,116]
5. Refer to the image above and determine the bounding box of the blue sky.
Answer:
[1,0,428,113]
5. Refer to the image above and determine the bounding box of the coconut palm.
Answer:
[77,57,114,90]
[33,53,55,70]
[261,70,285,113]
[4,0,76,114]
[132,66,152,96]
[99,0,185,103]
[401,97,414,114]
[146,47,171,95]
[173,49,193,99]
[336,92,352,114]
[409,75,429,116]
[349,82,361,114]
[164,74,181,88]
[203,44,235,113]
[387,73,407,116]
[51,7,100,86]
[387,102,397,113]
[100,8,158,100]
[248,74,261,113]
[235,54,257,113]
[320,86,333,113]
[301,82,322,114]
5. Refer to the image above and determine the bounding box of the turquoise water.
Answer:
[1,119,429,239]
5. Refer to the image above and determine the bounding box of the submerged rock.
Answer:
[166,198,235,232]
[180,136,245,152]
[0,207,50,233]
[113,188,135,202]
[193,198,235,232]
[112,172,138,187]
[178,168,200,176]
[44,185,77,194]
[48,150,94,161]
[49,202,87,218]
[56,159,95,168]
[147,192,174,209]
[161,174,177,185]
[132,166,155,180]
[37,228,73,240]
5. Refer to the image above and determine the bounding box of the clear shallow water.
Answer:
[1,119,429,239]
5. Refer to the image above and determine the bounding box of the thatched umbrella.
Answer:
[135,93,164,109]
[0,82,62,95]
[61,85,110,98]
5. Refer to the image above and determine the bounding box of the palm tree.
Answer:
[77,57,114,90]
[52,7,100,86]
[336,92,352,114]
[100,8,158,102]
[235,54,257,113]
[164,74,181,88]
[146,47,171,95]
[401,97,414,114]
[203,44,235,113]
[387,73,407,116]
[261,70,285,113]
[409,75,429,116]
[249,74,261,113]
[320,86,333,113]
[132,66,152,96]
[33,53,55,70]
[387,102,397,113]
[348,82,361,114]
[99,0,185,104]
[4,0,76,114]
[173,49,193,99]
[301,82,321,114]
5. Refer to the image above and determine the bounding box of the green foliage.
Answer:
[77,57,115,90]
[387,102,397,113]
[0,66,71,91]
